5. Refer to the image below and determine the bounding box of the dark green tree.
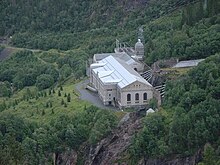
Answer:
[67,93,71,102]
[36,74,54,90]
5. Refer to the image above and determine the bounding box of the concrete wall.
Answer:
[119,81,153,108]
[99,84,117,105]
[90,66,153,108]
[129,61,145,72]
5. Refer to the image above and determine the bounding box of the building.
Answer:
[89,39,153,109]
[172,59,204,68]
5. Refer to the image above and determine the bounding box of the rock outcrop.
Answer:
[83,111,202,165]
[85,112,143,165]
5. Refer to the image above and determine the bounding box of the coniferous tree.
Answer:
[58,90,61,96]
[60,86,63,91]
[49,102,52,108]
[46,102,49,108]
[42,109,45,116]
[61,99,64,105]
[67,93,71,102]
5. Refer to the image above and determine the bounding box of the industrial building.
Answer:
[89,39,153,109]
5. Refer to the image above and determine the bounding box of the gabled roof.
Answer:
[92,55,152,88]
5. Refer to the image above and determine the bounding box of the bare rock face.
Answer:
[84,112,143,165]
[56,150,78,165]
[83,111,202,165]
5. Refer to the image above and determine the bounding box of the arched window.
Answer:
[143,93,147,100]
[135,93,139,101]
[127,94,131,101]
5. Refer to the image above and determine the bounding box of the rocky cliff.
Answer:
[82,111,202,165]
[57,111,202,165]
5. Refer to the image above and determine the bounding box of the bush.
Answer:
[36,74,54,90]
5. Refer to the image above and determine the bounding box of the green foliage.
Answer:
[58,90,61,96]
[130,54,220,162]
[36,74,54,90]
[165,54,220,154]
[0,50,59,90]
[0,49,87,93]
[61,99,64,105]
[129,112,169,164]
[149,98,158,109]
[144,13,220,64]
[1,0,195,37]
[0,0,220,164]
[0,45,4,52]
[67,93,71,102]
[0,103,118,164]
[0,113,34,164]
[88,109,117,144]
[0,81,11,97]
[2,0,218,66]
[201,143,219,165]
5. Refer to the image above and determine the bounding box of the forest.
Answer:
[1,0,219,64]
[0,0,220,164]
[129,53,220,164]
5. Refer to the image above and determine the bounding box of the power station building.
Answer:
[89,39,153,109]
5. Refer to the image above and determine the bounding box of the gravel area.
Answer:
[75,79,118,111]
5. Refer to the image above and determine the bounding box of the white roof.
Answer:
[146,108,155,115]
[97,70,113,78]
[90,63,106,68]
[94,52,137,66]
[92,55,152,88]
[172,59,204,68]
[147,108,155,113]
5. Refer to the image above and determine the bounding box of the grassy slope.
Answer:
[0,47,125,123]
[0,48,91,124]
[0,77,91,124]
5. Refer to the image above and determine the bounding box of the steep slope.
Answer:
[1,0,218,65]
[0,0,197,35]
[80,53,220,165]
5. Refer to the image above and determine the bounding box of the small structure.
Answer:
[146,108,155,115]
[172,59,204,68]
[133,39,144,61]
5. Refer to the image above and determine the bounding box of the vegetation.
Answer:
[0,0,220,164]
[129,53,220,164]
[0,49,87,91]
[1,0,219,64]
[0,45,4,52]
[0,77,118,164]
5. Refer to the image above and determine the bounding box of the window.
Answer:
[143,93,147,100]
[127,94,131,101]
[135,93,139,101]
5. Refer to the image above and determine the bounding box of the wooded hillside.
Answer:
[0,0,220,164]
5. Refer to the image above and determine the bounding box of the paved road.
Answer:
[75,79,118,111]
